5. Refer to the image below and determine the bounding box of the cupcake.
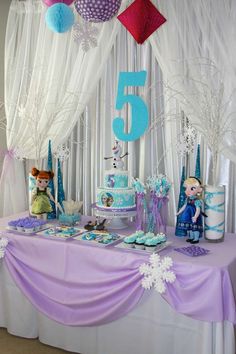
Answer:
[123,234,137,248]
[156,233,167,243]
[134,235,147,250]
[145,232,155,239]
[144,237,159,251]
[135,230,145,238]
[8,220,17,230]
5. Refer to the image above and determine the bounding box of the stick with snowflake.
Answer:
[139,253,176,294]
[149,60,236,186]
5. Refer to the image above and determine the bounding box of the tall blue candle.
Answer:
[57,159,65,214]
[47,140,56,219]
[175,165,187,237]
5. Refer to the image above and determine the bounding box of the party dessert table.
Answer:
[0,212,235,354]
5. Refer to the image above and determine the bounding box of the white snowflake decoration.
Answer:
[176,121,197,156]
[72,21,99,52]
[116,197,123,205]
[54,145,70,162]
[139,253,176,294]
[0,237,8,259]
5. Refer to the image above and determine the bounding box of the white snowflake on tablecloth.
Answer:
[0,237,8,259]
[72,21,99,52]
[54,145,70,162]
[139,253,176,294]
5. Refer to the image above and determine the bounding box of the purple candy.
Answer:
[174,245,210,257]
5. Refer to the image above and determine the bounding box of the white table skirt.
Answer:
[0,262,234,354]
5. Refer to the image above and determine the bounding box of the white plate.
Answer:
[74,230,123,247]
[36,226,86,240]
[6,224,53,236]
[115,241,172,254]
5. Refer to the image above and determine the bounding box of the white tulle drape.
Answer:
[149,0,236,230]
[1,0,235,232]
[150,0,236,169]
[0,0,127,216]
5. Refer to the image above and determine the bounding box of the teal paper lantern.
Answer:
[45,3,74,33]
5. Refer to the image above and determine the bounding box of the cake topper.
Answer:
[104,140,128,170]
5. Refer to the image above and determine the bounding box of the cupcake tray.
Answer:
[73,230,123,247]
[6,224,53,236]
[115,241,172,254]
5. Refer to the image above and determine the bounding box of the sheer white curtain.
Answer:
[0,0,127,216]
[61,19,236,231]
[149,0,236,231]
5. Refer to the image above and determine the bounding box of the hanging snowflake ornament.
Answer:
[176,122,197,156]
[0,237,9,259]
[72,21,99,52]
[139,253,176,294]
[54,145,70,162]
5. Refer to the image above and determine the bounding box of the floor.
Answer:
[0,328,76,354]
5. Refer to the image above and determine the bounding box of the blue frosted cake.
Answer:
[96,142,136,211]
[96,169,136,211]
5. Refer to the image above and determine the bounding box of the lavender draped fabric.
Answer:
[4,234,149,326]
[1,213,236,326]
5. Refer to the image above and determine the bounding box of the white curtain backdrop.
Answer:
[0,0,128,216]
[150,0,236,169]
[1,0,235,232]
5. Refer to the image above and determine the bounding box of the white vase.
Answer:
[204,185,225,242]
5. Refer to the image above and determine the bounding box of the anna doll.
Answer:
[31,167,55,219]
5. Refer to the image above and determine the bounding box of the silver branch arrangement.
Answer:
[148,61,236,186]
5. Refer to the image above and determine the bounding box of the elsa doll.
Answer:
[176,177,204,244]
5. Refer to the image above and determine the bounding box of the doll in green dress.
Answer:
[31,167,55,219]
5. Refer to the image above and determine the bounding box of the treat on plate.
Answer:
[144,236,160,250]
[123,234,137,248]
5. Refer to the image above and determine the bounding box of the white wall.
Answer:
[0,0,11,173]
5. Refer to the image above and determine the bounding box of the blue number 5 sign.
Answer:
[113,71,149,142]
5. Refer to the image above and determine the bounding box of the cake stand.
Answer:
[94,208,137,230]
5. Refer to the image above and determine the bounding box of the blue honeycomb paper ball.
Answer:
[45,3,74,33]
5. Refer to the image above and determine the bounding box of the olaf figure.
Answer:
[104,140,128,170]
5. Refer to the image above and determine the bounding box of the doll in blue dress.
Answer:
[176,177,203,244]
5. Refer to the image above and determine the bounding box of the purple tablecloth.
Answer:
[1,212,236,326]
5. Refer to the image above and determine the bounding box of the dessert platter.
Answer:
[36,226,86,240]
[115,230,171,253]
[6,217,51,235]
[74,230,122,247]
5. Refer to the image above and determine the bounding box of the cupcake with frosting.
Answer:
[156,233,167,243]
[145,232,155,239]
[134,235,148,250]
[144,236,159,251]
[123,234,137,248]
